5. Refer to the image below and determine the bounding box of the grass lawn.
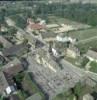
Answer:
[68,27,97,40]
[90,61,97,73]
[17,90,25,100]
[53,93,75,100]
[47,16,90,28]
[53,91,75,100]
[22,73,45,100]
[77,39,97,54]
[68,94,75,100]
[66,27,97,54]
[15,72,45,100]
[53,93,65,100]
[23,74,39,93]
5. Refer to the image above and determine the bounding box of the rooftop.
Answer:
[0,58,24,94]
[2,42,28,57]
[0,71,9,94]
[27,23,46,30]
[0,36,12,48]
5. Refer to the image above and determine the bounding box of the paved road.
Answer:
[61,59,85,77]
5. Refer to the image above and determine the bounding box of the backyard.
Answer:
[90,61,97,73]
[15,73,45,100]
[65,27,97,53]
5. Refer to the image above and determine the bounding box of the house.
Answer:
[48,41,67,58]
[66,44,80,58]
[2,58,24,74]
[24,33,46,49]
[3,63,24,77]
[0,71,16,95]
[0,71,10,95]
[56,34,76,43]
[26,18,46,32]
[0,58,24,95]
[86,50,97,61]
[0,36,12,48]
[2,42,29,57]
[27,23,46,31]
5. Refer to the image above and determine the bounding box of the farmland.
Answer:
[46,16,97,53]
[65,27,97,53]
[68,27,97,40]
[47,16,90,29]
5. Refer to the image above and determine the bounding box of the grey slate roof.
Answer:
[9,94,20,100]
[0,58,24,94]
[0,36,12,48]
[0,71,9,94]
[2,43,28,57]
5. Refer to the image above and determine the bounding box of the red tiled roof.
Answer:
[28,23,46,30]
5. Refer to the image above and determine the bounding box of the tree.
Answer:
[81,57,89,68]
[7,27,17,36]
[0,8,6,24]
[0,43,3,49]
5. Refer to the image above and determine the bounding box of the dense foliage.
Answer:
[0,8,6,27]
[80,57,89,67]
[90,61,97,73]
[35,3,97,26]
[10,15,27,29]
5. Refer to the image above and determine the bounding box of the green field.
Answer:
[90,61,97,73]
[47,16,90,28]
[77,39,97,53]
[66,27,97,53]
[47,16,97,54]
[22,74,45,100]
[68,27,97,40]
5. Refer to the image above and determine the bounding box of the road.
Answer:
[61,59,97,83]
